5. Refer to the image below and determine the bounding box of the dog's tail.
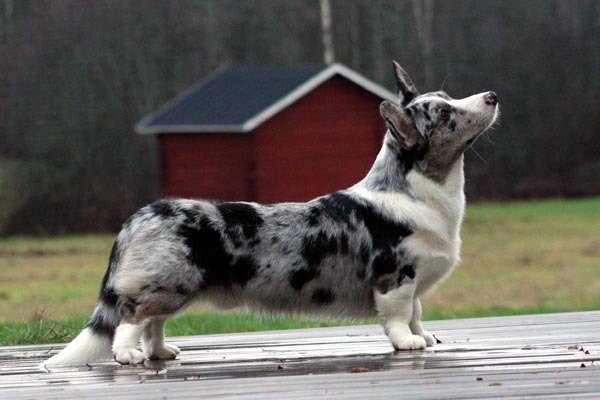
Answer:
[42,242,123,369]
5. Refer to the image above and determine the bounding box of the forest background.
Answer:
[1,0,599,234]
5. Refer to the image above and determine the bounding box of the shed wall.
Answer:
[158,134,254,201]
[254,76,385,203]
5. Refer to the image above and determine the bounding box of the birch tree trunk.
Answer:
[320,0,335,64]
[411,0,434,87]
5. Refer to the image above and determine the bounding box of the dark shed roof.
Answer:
[136,63,396,134]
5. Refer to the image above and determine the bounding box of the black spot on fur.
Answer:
[175,284,187,295]
[340,232,349,254]
[301,231,339,266]
[356,205,411,250]
[100,240,119,292]
[371,248,398,278]
[289,268,320,290]
[217,203,263,247]
[373,261,416,294]
[397,264,416,284]
[230,256,258,287]
[318,193,412,251]
[108,239,119,264]
[399,145,425,173]
[357,266,366,280]
[151,200,176,218]
[86,311,117,340]
[179,217,258,288]
[100,286,118,307]
[371,250,416,293]
[95,241,120,338]
[359,243,371,265]
[312,288,335,305]
[306,206,322,226]
[318,193,355,226]
[179,218,231,288]
[180,206,200,225]
[357,243,370,280]
[86,245,121,341]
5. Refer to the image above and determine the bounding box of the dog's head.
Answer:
[380,61,499,183]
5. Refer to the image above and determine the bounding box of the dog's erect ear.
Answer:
[380,100,421,149]
[392,61,419,107]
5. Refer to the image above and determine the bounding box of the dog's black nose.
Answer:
[485,91,498,105]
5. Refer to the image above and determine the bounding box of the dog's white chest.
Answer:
[407,163,466,295]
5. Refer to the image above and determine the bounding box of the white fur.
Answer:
[142,319,180,360]
[112,322,149,365]
[374,283,427,350]
[409,298,436,346]
[42,328,112,369]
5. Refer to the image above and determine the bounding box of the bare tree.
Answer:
[320,0,335,64]
[411,0,434,87]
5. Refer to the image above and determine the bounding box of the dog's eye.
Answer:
[440,108,451,121]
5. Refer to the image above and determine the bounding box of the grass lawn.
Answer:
[1,197,599,345]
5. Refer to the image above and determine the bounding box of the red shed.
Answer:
[136,64,396,203]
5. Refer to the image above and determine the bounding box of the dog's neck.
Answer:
[357,134,466,238]
[360,131,465,196]
[360,132,416,193]
[408,155,466,241]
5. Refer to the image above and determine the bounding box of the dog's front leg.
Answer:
[409,298,436,347]
[374,284,427,350]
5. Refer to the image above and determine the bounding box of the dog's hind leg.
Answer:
[112,294,189,364]
[141,318,180,360]
[112,319,150,365]
[374,283,427,351]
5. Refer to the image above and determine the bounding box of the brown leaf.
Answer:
[351,367,373,373]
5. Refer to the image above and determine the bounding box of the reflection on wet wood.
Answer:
[1,312,599,399]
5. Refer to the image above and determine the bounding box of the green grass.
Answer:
[431,197,600,316]
[1,197,599,345]
[0,314,360,346]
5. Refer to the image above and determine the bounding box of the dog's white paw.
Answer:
[166,343,181,355]
[419,330,437,347]
[389,332,427,351]
[114,349,147,365]
[147,344,180,360]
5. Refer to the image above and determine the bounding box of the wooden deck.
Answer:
[1,311,599,399]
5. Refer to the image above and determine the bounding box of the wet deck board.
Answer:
[1,311,599,399]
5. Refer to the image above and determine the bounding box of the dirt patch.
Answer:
[581,242,600,257]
